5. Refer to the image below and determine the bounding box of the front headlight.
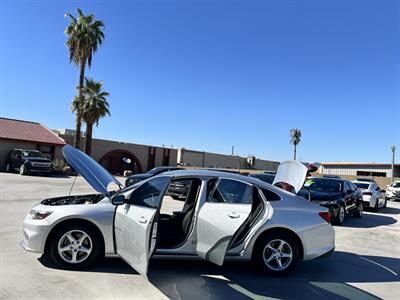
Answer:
[30,210,53,220]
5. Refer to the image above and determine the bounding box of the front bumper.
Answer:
[26,164,52,173]
[21,214,51,253]
[386,192,400,200]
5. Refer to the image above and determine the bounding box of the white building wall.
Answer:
[321,166,392,177]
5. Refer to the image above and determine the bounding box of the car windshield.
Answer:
[22,151,43,158]
[354,182,370,189]
[391,182,400,188]
[304,178,341,193]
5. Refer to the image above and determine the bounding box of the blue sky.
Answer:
[0,0,399,163]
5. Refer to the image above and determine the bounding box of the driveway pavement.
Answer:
[0,173,399,299]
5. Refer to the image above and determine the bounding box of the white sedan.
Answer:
[352,180,386,210]
[386,181,400,201]
[21,145,335,276]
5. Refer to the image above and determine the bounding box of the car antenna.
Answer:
[68,175,78,196]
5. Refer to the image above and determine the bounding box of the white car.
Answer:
[386,181,400,201]
[352,180,386,210]
[21,145,335,276]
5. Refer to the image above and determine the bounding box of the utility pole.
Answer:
[391,145,396,183]
[231,145,234,156]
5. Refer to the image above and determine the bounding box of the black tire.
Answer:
[383,198,387,208]
[49,223,103,270]
[373,198,379,212]
[353,202,363,218]
[333,204,345,225]
[253,232,300,276]
[19,164,27,175]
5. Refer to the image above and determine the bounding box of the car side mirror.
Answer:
[112,194,126,205]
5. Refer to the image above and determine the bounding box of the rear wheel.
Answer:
[49,224,103,269]
[373,197,379,211]
[353,202,363,218]
[253,233,300,276]
[333,205,345,225]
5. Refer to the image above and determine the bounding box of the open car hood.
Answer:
[272,160,308,193]
[62,145,122,194]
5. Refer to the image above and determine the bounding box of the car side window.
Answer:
[349,182,356,192]
[129,177,170,208]
[343,182,351,193]
[260,188,281,201]
[208,179,252,204]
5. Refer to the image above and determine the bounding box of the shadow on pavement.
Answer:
[340,212,397,228]
[378,206,400,215]
[148,251,399,300]
[40,251,399,300]
[38,255,138,275]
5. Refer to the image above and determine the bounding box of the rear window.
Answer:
[250,174,275,184]
[260,188,281,201]
[354,182,370,189]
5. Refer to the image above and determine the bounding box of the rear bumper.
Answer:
[299,224,335,261]
[315,247,335,259]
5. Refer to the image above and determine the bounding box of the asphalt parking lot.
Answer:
[0,173,399,300]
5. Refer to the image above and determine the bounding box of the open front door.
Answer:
[196,178,252,265]
[114,176,171,276]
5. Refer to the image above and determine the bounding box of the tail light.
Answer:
[319,212,331,223]
[363,192,372,196]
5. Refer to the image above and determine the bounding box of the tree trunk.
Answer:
[73,58,86,149]
[293,144,297,160]
[85,122,93,156]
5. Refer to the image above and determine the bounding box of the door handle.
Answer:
[139,216,148,224]
[228,212,240,219]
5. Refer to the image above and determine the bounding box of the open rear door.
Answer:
[114,177,171,277]
[196,178,252,265]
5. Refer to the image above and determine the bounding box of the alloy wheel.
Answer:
[263,239,293,271]
[57,230,93,264]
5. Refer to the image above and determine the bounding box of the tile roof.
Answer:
[0,117,65,145]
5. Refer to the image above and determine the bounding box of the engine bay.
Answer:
[41,194,105,206]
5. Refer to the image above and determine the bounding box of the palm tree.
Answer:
[80,78,110,156]
[65,8,105,149]
[290,129,302,160]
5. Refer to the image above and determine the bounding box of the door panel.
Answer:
[114,176,171,276]
[196,178,253,265]
[197,202,251,265]
[114,204,157,276]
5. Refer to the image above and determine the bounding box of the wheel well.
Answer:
[44,218,105,254]
[252,227,304,260]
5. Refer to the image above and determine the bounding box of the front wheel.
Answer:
[49,224,103,269]
[19,164,27,175]
[253,233,300,276]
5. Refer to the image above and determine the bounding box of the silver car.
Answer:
[21,145,335,276]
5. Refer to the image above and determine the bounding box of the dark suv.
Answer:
[298,177,363,225]
[5,149,53,175]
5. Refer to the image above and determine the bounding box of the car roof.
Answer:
[12,149,39,152]
[163,169,285,192]
[308,176,346,183]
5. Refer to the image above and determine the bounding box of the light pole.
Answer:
[391,145,396,183]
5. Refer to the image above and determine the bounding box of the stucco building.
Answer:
[0,118,65,170]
